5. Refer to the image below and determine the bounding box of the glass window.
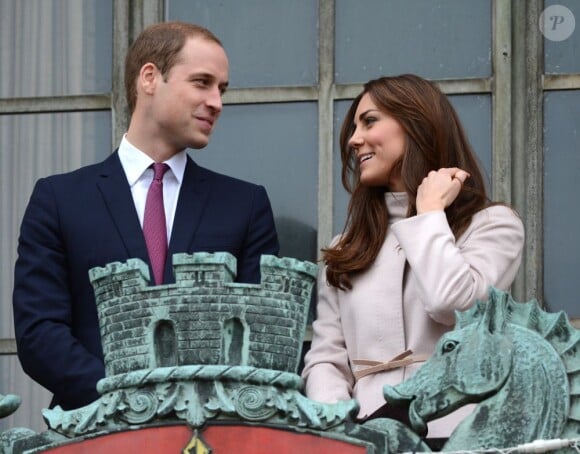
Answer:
[543,0,580,74]
[0,0,113,98]
[335,0,492,83]
[543,90,580,315]
[190,102,319,262]
[449,94,492,186]
[167,0,318,88]
[0,111,111,337]
[332,100,352,237]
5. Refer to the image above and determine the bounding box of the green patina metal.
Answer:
[0,253,429,453]
[89,253,318,375]
[385,288,580,452]
[3,256,578,453]
[0,394,20,420]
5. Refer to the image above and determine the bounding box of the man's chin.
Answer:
[189,136,210,150]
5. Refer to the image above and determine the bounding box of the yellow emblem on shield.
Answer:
[182,429,212,454]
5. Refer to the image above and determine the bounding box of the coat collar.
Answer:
[166,156,211,282]
[96,151,149,264]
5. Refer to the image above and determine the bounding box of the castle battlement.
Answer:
[89,253,318,377]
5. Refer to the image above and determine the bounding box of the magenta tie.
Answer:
[143,163,169,285]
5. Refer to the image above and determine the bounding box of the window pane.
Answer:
[0,112,110,434]
[190,103,318,262]
[332,94,491,235]
[166,0,318,88]
[332,100,351,237]
[449,94,492,186]
[0,111,112,339]
[335,0,492,83]
[544,0,580,74]
[0,0,113,98]
[543,90,580,315]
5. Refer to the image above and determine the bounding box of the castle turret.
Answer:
[89,253,317,377]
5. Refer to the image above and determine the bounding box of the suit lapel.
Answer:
[166,157,211,281]
[96,151,149,263]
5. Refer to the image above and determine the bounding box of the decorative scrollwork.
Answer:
[120,390,158,424]
[234,386,277,421]
[44,367,358,438]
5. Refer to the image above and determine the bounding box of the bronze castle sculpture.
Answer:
[1,253,579,452]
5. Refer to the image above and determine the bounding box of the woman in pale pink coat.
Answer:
[301,74,524,438]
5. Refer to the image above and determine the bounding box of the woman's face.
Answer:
[347,93,406,191]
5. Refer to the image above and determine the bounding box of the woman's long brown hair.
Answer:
[324,74,491,290]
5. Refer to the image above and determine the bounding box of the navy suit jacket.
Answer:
[13,151,279,410]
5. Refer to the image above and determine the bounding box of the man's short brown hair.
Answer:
[124,21,222,113]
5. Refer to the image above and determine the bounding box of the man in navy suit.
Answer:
[13,22,279,410]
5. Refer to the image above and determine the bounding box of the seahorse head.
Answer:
[384,298,514,436]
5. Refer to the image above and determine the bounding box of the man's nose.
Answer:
[206,86,223,113]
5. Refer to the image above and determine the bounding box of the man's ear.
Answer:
[139,62,159,96]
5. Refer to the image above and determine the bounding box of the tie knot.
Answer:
[152,163,169,181]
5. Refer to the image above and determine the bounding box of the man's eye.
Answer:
[194,79,209,86]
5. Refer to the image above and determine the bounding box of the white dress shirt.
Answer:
[117,135,186,242]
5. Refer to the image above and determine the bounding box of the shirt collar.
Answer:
[118,134,187,186]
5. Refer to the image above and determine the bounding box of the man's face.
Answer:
[151,37,229,151]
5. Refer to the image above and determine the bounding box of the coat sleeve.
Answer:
[391,205,524,325]
[234,185,280,284]
[301,264,355,403]
[12,178,104,409]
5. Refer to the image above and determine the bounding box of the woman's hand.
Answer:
[416,167,470,214]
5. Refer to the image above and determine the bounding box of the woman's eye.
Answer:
[363,117,377,126]
[441,340,459,354]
